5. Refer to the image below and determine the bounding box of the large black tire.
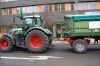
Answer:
[0,36,13,52]
[47,36,53,49]
[25,30,50,53]
[72,39,87,54]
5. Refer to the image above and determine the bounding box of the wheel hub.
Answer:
[0,39,9,49]
[76,43,84,51]
[30,35,42,48]
[35,39,39,44]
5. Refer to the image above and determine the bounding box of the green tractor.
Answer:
[0,9,52,53]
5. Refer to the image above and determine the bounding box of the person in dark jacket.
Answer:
[94,39,98,44]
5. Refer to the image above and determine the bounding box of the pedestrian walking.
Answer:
[94,39,98,44]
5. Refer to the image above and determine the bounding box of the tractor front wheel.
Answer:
[25,30,50,53]
[0,36,13,52]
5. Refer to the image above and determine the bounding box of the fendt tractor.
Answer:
[0,9,52,53]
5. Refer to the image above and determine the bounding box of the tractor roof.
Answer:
[23,15,41,18]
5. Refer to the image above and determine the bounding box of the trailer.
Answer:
[64,14,100,53]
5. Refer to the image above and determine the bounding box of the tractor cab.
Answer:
[22,15,44,31]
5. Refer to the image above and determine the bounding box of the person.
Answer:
[56,28,61,38]
[94,39,98,44]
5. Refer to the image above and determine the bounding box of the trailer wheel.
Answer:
[0,36,13,52]
[72,39,87,53]
[25,30,50,53]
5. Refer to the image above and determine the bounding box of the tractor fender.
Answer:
[25,27,52,36]
[2,34,15,45]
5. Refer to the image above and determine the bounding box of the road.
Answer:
[0,42,100,66]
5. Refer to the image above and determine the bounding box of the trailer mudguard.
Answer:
[24,27,52,36]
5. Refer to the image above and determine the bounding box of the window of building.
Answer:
[37,5,46,12]
[17,7,26,14]
[54,4,60,11]
[38,5,42,12]
[48,4,53,12]
[17,6,33,14]
[89,2,95,10]
[2,8,9,15]
[17,7,25,14]
[74,2,97,10]
[33,6,38,13]
[84,3,89,10]
[9,8,12,14]
[16,8,20,14]
[46,5,49,12]
[27,6,33,13]
[42,5,46,12]
[22,7,27,14]
[12,8,17,14]
[60,4,65,11]
[95,2,100,10]
[74,3,84,10]
[1,8,17,15]
[71,3,74,10]
[17,5,46,14]
[65,3,71,11]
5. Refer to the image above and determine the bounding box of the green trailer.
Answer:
[64,14,100,53]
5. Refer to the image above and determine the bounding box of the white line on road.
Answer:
[0,56,48,60]
[0,56,63,61]
[30,56,64,58]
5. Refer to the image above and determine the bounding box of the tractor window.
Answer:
[25,18,32,24]
[33,17,42,27]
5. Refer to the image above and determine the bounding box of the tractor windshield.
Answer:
[25,18,33,24]
[24,17,43,28]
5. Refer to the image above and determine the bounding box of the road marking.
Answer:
[0,56,48,60]
[30,56,64,58]
[0,56,63,61]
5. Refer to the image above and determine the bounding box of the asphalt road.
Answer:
[0,43,100,66]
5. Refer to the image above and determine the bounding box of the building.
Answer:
[0,0,100,38]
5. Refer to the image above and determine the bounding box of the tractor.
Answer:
[0,14,52,53]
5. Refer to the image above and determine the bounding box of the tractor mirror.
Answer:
[19,16,23,20]
[16,16,23,20]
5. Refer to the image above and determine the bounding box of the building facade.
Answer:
[0,0,100,38]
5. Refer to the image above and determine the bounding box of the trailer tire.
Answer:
[0,36,13,52]
[25,30,50,53]
[72,39,87,53]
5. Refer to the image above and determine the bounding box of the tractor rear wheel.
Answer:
[0,36,13,52]
[25,30,50,53]
[47,36,53,49]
